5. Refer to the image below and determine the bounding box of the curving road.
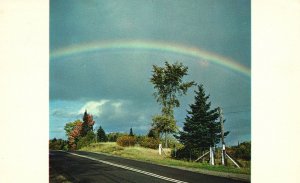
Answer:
[49,151,249,183]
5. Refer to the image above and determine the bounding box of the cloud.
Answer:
[76,99,158,134]
[78,100,109,117]
[49,0,251,144]
[51,109,78,118]
[50,57,251,141]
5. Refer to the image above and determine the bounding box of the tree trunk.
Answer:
[165,132,168,148]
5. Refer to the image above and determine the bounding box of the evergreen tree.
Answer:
[129,128,134,136]
[81,110,95,136]
[147,128,159,139]
[177,84,229,154]
[97,126,107,142]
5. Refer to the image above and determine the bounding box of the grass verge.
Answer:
[80,142,250,175]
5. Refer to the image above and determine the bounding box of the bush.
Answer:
[49,138,68,150]
[107,132,127,142]
[77,131,95,149]
[227,141,251,161]
[116,135,136,147]
[139,137,160,149]
[171,147,202,161]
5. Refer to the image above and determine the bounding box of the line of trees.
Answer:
[50,114,138,150]
[63,110,95,150]
[51,61,232,160]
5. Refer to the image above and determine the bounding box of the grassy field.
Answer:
[80,142,250,175]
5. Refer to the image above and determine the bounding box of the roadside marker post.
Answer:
[219,107,227,166]
[209,146,215,165]
[159,144,162,155]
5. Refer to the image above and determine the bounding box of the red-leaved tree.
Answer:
[65,120,82,150]
[81,110,95,136]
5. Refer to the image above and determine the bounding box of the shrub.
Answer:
[139,137,160,149]
[77,131,96,149]
[116,135,136,147]
[171,147,202,161]
[227,141,251,161]
[49,138,68,150]
[107,132,127,142]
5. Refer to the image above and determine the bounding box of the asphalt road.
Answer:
[49,151,248,183]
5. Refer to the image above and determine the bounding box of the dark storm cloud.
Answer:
[51,0,250,66]
[50,0,251,144]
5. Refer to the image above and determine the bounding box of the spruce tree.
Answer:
[129,128,134,136]
[97,126,107,142]
[178,84,229,154]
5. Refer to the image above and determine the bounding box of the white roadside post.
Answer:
[219,107,226,166]
[221,144,226,165]
[209,146,215,165]
[158,144,162,155]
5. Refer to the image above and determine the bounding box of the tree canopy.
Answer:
[64,120,83,150]
[177,84,229,153]
[97,126,108,142]
[129,128,134,136]
[64,110,96,150]
[150,61,195,116]
[150,61,194,147]
[81,110,95,136]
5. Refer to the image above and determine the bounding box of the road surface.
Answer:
[49,151,249,183]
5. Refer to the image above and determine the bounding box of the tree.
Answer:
[129,128,134,136]
[81,110,95,136]
[64,120,82,138]
[64,120,83,150]
[107,132,126,142]
[97,126,108,142]
[147,128,159,139]
[77,131,96,149]
[177,84,229,158]
[152,114,176,144]
[150,61,194,147]
[49,138,68,150]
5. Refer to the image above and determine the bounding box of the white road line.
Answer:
[68,152,188,183]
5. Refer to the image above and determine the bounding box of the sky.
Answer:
[50,0,251,146]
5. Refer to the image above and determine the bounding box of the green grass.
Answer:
[80,142,250,175]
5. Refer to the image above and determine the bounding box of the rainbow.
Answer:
[50,40,251,77]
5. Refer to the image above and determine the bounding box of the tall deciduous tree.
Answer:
[64,120,82,138]
[150,61,194,147]
[64,120,83,150]
[177,84,229,155]
[81,110,95,136]
[97,126,108,142]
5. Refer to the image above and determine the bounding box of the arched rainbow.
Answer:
[50,40,250,77]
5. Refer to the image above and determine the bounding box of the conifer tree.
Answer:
[97,126,107,142]
[178,84,229,153]
[129,128,134,136]
[147,128,159,139]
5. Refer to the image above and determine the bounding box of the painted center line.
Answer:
[68,152,188,183]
